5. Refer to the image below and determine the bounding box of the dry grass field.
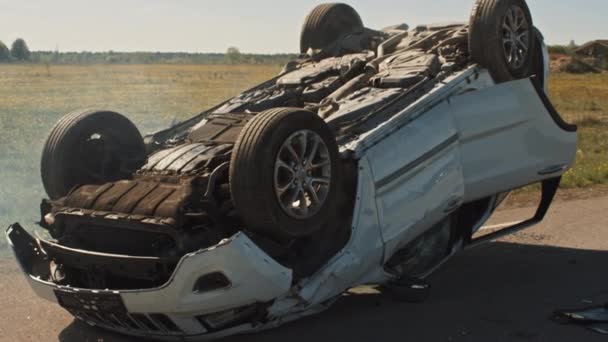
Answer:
[0,64,606,252]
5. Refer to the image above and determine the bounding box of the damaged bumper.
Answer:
[6,223,293,339]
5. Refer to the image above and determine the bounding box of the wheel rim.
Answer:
[502,5,530,70]
[274,130,331,220]
[76,131,140,184]
[78,133,112,182]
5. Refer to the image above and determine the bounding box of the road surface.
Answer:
[1,195,607,342]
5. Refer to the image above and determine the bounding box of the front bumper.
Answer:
[6,224,293,340]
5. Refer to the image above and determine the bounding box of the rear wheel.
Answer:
[229,108,340,239]
[469,0,536,82]
[300,3,364,54]
[41,110,145,200]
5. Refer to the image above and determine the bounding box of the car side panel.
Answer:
[365,101,465,260]
[297,159,387,304]
[449,78,577,202]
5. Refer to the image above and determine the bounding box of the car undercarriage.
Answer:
[34,20,480,289]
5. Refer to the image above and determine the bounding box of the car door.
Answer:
[365,101,465,259]
[448,78,578,202]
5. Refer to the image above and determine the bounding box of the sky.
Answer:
[0,0,605,53]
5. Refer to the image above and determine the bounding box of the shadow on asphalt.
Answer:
[59,242,608,342]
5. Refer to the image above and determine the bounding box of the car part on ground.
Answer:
[7,1,578,340]
[553,303,608,335]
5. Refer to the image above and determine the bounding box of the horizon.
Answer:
[1,1,606,54]
[20,49,297,55]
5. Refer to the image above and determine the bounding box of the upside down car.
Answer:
[7,0,577,340]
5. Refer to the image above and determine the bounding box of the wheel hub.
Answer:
[502,5,530,70]
[274,130,331,220]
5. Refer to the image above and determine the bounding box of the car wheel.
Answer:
[41,109,146,200]
[468,0,536,82]
[229,108,340,239]
[300,3,364,54]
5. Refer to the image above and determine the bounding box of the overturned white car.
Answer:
[7,0,577,340]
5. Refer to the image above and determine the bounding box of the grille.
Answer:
[69,310,181,335]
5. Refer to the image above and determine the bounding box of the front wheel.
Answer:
[229,108,340,239]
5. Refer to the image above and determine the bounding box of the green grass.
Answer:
[548,73,608,188]
[0,65,606,253]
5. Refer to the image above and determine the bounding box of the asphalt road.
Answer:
[1,195,607,342]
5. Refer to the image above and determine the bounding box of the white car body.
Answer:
[7,31,578,338]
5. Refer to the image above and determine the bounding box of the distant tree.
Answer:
[26,50,297,65]
[0,41,9,62]
[11,38,31,61]
[226,46,241,64]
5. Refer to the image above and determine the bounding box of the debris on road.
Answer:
[553,303,608,335]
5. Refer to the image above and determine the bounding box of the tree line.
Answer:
[0,38,31,62]
[2,37,593,67]
[0,39,296,65]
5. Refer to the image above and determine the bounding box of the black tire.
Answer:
[300,3,364,54]
[469,0,536,82]
[229,108,340,239]
[41,109,145,200]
